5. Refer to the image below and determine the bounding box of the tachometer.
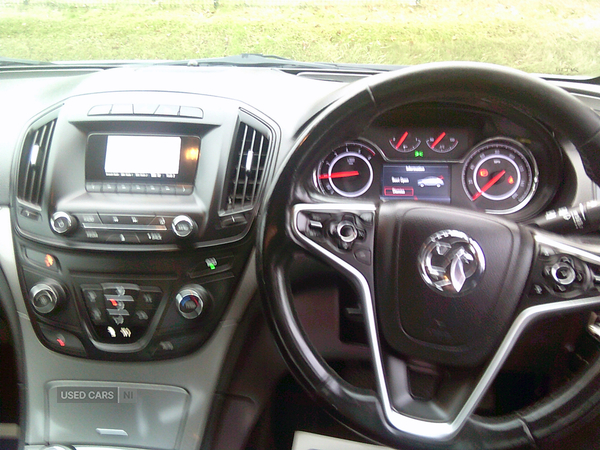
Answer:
[316,142,375,197]
[462,138,538,214]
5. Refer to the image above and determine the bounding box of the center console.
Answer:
[12,90,277,361]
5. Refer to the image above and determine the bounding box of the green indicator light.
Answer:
[205,258,218,270]
[415,150,424,158]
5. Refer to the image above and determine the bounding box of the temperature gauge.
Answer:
[390,132,421,153]
[426,132,459,153]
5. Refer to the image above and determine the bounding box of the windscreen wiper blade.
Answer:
[0,56,55,67]
[162,53,400,72]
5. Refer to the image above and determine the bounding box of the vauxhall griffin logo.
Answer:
[418,230,485,296]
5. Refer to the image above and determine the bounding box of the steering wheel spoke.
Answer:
[292,203,377,279]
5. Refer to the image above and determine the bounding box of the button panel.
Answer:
[86,182,193,195]
[81,283,162,343]
[73,213,180,244]
[88,103,203,119]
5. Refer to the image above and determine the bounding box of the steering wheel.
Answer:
[257,62,600,449]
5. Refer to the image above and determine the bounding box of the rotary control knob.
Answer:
[551,261,577,286]
[175,285,207,319]
[172,215,197,239]
[50,211,78,235]
[336,221,358,243]
[29,280,66,314]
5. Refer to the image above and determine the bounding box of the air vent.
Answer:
[17,119,56,206]
[225,122,271,212]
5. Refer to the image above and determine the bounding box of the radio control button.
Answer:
[51,212,78,235]
[99,214,155,225]
[146,185,161,194]
[155,104,180,116]
[129,215,154,225]
[106,233,140,243]
[131,184,146,194]
[175,184,194,195]
[172,215,196,238]
[139,231,173,244]
[84,230,103,240]
[77,213,102,224]
[102,183,117,193]
[88,104,112,116]
[133,104,159,115]
[100,214,125,224]
[161,185,176,195]
[179,106,204,119]
[117,183,131,193]
[86,182,103,192]
[110,103,134,115]
[150,216,173,227]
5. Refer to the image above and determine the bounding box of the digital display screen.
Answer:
[382,164,451,203]
[86,134,200,185]
[104,136,181,178]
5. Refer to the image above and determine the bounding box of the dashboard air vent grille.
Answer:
[226,123,270,211]
[17,119,56,206]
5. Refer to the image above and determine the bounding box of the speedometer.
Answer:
[462,138,538,214]
[316,142,375,198]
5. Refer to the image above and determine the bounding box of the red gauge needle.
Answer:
[319,171,360,180]
[430,132,446,148]
[471,170,506,201]
[395,131,409,150]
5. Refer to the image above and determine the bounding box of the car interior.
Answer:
[2,58,600,450]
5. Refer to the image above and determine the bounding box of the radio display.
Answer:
[86,134,200,185]
[381,164,451,203]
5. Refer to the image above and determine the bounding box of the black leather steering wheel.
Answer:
[257,62,600,449]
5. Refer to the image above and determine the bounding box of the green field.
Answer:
[1,0,599,75]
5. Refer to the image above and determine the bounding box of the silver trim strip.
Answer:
[535,232,600,265]
[292,203,600,441]
[81,223,167,232]
[96,428,129,437]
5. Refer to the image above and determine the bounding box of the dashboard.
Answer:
[0,63,598,450]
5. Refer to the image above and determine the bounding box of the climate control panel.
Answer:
[81,282,162,343]
[16,237,250,361]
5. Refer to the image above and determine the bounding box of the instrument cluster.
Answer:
[313,106,561,218]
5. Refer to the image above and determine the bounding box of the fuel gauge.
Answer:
[426,132,459,153]
[390,131,421,153]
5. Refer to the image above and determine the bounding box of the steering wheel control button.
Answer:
[354,248,372,265]
[551,262,577,286]
[337,221,358,243]
[172,215,196,238]
[175,285,208,319]
[50,211,78,235]
[418,230,485,296]
[30,281,66,314]
[536,250,592,297]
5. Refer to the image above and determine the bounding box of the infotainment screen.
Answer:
[104,136,182,178]
[86,134,200,188]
